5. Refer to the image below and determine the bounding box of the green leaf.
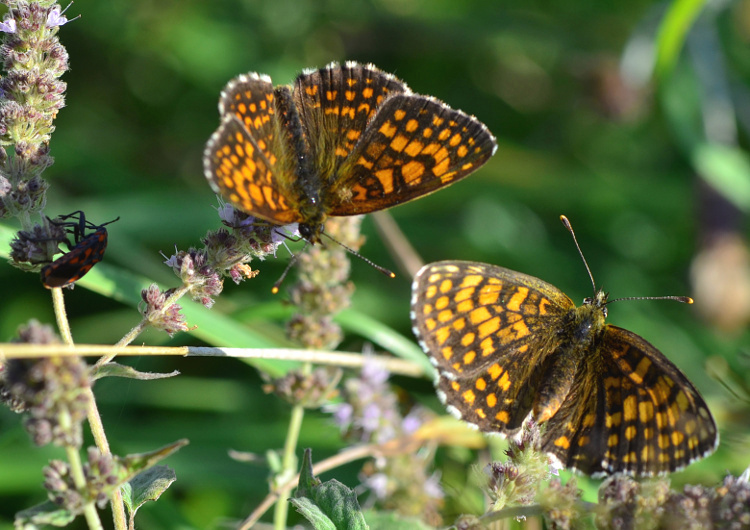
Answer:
[693,143,750,213]
[293,449,369,530]
[14,501,76,528]
[312,479,369,530]
[90,362,180,381]
[121,465,177,524]
[654,0,707,80]
[116,439,189,484]
[295,448,321,499]
[289,497,336,530]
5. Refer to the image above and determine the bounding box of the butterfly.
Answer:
[410,216,718,476]
[203,61,497,244]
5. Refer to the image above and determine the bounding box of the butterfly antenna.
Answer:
[560,216,693,306]
[322,232,396,279]
[607,295,693,305]
[271,243,305,294]
[560,215,597,296]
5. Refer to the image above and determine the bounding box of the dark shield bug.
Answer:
[40,211,119,289]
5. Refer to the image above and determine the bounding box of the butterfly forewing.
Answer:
[328,94,497,215]
[411,261,574,434]
[293,62,410,184]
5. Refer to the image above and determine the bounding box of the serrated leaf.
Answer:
[15,501,76,528]
[90,362,180,381]
[313,479,368,530]
[363,511,434,530]
[289,497,336,530]
[293,449,368,530]
[116,439,189,484]
[121,465,177,513]
[295,448,320,499]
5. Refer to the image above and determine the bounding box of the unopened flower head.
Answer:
[2,320,90,447]
[139,284,190,336]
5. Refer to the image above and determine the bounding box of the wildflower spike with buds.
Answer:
[139,285,190,337]
[0,1,76,220]
[1,319,90,447]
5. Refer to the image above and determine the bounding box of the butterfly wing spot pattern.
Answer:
[411,260,718,477]
[203,61,497,244]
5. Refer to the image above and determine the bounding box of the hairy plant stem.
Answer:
[65,443,104,530]
[273,364,309,530]
[55,372,103,530]
[51,288,73,345]
[51,287,127,529]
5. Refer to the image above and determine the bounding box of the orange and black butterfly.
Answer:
[411,217,718,476]
[203,61,497,243]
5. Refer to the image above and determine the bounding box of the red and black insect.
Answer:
[40,211,119,289]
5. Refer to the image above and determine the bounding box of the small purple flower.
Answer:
[0,18,16,33]
[401,410,423,434]
[271,223,300,245]
[217,201,248,227]
[741,465,750,484]
[361,359,389,387]
[548,457,562,476]
[360,402,382,434]
[329,402,353,429]
[46,4,77,29]
[364,473,389,500]
[424,472,445,500]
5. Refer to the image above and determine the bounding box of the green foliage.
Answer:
[121,465,177,525]
[14,501,76,529]
[291,449,369,530]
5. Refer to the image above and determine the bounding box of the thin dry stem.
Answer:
[0,344,427,377]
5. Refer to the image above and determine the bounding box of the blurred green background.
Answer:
[1,0,749,528]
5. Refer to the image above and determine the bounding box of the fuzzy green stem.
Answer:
[51,287,73,345]
[85,391,127,530]
[49,277,127,527]
[62,415,103,530]
[273,394,307,530]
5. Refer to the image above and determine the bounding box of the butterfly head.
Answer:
[583,289,610,316]
[298,221,323,244]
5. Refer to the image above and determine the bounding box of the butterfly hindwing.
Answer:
[542,326,719,476]
[326,93,497,215]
